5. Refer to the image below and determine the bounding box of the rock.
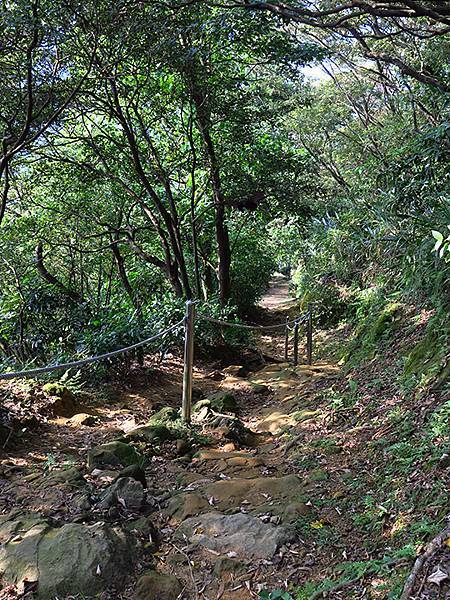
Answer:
[197,406,211,421]
[176,438,190,456]
[192,387,205,400]
[208,391,238,414]
[72,493,92,512]
[45,466,83,485]
[176,512,294,559]
[204,474,303,511]
[97,477,144,511]
[213,556,247,577]
[206,370,224,381]
[0,511,137,599]
[250,383,271,394]
[135,571,181,600]
[166,492,209,523]
[215,418,269,447]
[147,407,178,426]
[307,469,329,483]
[192,398,211,413]
[43,384,77,417]
[126,424,174,444]
[223,365,246,377]
[87,441,143,471]
[223,442,236,452]
[283,502,312,522]
[68,413,97,427]
[116,464,147,488]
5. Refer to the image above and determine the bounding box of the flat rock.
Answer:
[176,511,294,558]
[166,492,209,523]
[205,474,303,510]
[0,510,137,599]
[135,570,181,600]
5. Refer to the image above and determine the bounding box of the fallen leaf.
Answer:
[427,567,448,585]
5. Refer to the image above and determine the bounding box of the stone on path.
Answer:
[97,477,145,511]
[135,571,181,600]
[68,412,98,426]
[87,440,143,471]
[176,511,294,559]
[0,510,137,599]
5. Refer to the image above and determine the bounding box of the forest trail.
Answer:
[5,278,435,600]
[0,276,340,599]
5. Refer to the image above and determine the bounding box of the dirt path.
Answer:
[0,280,339,600]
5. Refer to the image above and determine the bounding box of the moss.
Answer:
[402,306,449,388]
[42,383,67,397]
[344,301,403,366]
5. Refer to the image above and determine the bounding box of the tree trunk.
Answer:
[190,82,231,303]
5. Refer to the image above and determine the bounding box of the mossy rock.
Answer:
[0,512,137,599]
[307,468,330,482]
[87,441,143,471]
[250,383,271,395]
[192,399,211,413]
[126,424,174,444]
[147,407,178,426]
[208,391,238,414]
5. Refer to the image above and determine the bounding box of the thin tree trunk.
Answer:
[190,82,231,303]
[110,233,141,313]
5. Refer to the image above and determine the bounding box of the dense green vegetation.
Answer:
[0,1,448,379]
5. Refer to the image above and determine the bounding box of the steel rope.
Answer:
[199,311,309,331]
[0,319,184,380]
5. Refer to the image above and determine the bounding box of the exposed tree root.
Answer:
[400,523,450,600]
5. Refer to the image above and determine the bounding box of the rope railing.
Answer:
[0,319,185,381]
[0,301,314,424]
[199,311,309,331]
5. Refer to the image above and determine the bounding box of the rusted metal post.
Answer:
[293,319,299,366]
[284,316,290,361]
[307,304,313,365]
[182,300,195,423]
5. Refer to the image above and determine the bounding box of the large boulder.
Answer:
[87,440,143,471]
[176,511,294,559]
[0,511,137,598]
[135,571,181,600]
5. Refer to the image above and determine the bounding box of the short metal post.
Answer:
[284,316,290,361]
[293,320,299,366]
[182,300,195,423]
[307,304,313,365]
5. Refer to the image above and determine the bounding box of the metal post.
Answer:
[182,300,195,423]
[284,316,290,361]
[293,320,299,366]
[307,304,313,365]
